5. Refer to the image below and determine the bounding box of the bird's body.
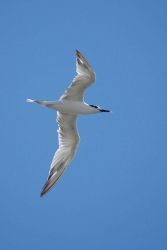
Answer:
[27,99,100,115]
[27,50,110,196]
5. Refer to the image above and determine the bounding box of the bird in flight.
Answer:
[27,50,110,197]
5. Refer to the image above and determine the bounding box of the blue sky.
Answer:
[0,0,167,249]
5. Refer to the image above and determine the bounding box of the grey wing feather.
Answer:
[60,50,96,102]
[40,112,79,197]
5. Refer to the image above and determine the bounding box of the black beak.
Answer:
[99,109,111,112]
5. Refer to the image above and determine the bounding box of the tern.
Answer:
[27,50,110,197]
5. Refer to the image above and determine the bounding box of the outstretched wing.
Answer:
[40,112,80,196]
[60,50,96,102]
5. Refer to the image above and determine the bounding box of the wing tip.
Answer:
[39,171,62,197]
[40,192,45,197]
[76,49,81,58]
[76,49,80,54]
[40,190,47,197]
[40,179,52,197]
[76,49,85,59]
[40,185,50,197]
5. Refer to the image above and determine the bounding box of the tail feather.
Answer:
[26,98,57,109]
[26,99,42,105]
[26,98,35,103]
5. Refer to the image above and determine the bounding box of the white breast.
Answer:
[53,100,99,115]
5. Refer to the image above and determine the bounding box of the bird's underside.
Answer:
[40,112,79,196]
[27,49,110,197]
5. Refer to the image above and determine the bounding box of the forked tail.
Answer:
[26,98,57,109]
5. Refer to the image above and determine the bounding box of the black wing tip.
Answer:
[40,186,48,197]
[76,49,80,53]
[40,180,50,197]
[76,49,86,59]
[76,49,81,58]
[40,192,45,197]
[39,173,62,198]
[40,190,48,197]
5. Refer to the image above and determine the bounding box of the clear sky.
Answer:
[0,0,167,249]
